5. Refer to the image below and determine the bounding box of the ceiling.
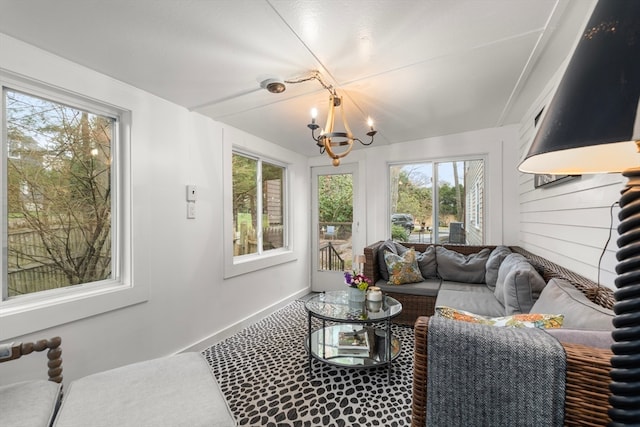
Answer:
[0,0,595,158]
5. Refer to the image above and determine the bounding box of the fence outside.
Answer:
[7,227,110,296]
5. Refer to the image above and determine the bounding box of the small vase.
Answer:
[348,287,366,302]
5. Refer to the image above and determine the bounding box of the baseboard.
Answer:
[176,288,311,354]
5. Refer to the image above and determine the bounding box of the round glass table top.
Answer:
[304,290,402,323]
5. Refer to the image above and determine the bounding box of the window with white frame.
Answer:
[232,152,286,257]
[389,158,484,245]
[1,74,135,339]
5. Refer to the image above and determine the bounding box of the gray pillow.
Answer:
[494,253,546,315]
[377,240,407,281]
[416,246,437,278]
[435,246,491,283]
[531,278,614,330]
[485,245,512,290]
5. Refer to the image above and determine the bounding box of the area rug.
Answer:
[202,300,414,427]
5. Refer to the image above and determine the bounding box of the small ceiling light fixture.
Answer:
[268,71,376,167]
[260,78,286,94]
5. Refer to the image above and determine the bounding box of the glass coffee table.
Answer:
[304,290,402,383]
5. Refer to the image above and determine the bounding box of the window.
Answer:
[1,73,136,340]
[232,152,286,256]
[389,159,484,245]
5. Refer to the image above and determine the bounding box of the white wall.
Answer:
[0,35,310,385]
[517,62,621,290]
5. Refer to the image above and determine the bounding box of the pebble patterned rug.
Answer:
[202,299,414,427]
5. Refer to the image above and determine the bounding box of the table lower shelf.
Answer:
[307,324,401,369]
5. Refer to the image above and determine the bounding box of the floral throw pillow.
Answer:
[435,306,564,329]
[384,248,423,285]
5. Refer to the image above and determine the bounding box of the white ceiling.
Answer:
[0,0,595,158]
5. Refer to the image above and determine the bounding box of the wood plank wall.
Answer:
[517,73,622,290]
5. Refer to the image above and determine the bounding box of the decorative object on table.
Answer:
[518,1,640,423]
[367,286,383,302]
[345,269,371,302]
[367,299,382,313]
[337,328,371,356]
[348,287,366,303]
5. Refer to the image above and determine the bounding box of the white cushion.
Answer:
[0,380,61,427]
[54,352,235,427]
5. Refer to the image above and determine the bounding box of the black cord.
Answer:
[598,200,619,287]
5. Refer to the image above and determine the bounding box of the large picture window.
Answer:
[3,88,117,300]
[390,159,484,245]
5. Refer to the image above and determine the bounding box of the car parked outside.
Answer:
[391,213,415,234]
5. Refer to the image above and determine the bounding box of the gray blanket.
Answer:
[426,316,566,426]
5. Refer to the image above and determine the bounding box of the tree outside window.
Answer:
[4,89,113,298]
[389,160,483,244]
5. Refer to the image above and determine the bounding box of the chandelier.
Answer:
[263,71,376,167]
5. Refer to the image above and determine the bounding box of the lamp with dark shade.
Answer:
[518,0,640,424]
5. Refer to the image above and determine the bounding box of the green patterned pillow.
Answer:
[384,248,423,285]
[435,306,564,329]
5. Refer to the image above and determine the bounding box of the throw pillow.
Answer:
[435,306,564,329]
[485,245,512,290]
[384,248,424,285]
[494,253,546,315]
[377,239,408,281]
[435,246,491,283]
[531,278,614,330]
[416,246,437,278]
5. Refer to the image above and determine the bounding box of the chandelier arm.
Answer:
[309,127,321,143]
[358,133,376,146]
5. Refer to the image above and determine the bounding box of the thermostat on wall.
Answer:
[186,185,197,201]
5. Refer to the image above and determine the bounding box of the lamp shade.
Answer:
[518,0,640,175]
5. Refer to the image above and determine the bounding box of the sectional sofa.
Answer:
[364,240,616,425]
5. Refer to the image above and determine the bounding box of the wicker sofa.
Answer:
[364,240,616,426]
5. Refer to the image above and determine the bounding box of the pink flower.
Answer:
[344,271,371,291]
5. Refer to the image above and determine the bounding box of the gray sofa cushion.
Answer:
[376,278,440,296]
[416,246,437,278]
[440,281,491,293]
[435,247,491,283]
[531,278,614,330]
[377,239,408,281]
[0,380,61,427]
[485,245,512,290]
[495,253,546,315]
[54,352,235,427]
[436,288,506,317]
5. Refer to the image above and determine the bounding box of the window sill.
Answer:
[224,249,297,279]
[0,281,148,340]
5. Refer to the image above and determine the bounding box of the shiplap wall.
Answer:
[518,71,622,290]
